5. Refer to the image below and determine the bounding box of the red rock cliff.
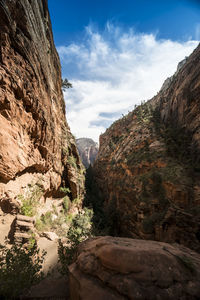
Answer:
[93,44,200,252]
[0,0,84,213]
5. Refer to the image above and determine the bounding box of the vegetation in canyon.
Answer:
[0,241,46,299]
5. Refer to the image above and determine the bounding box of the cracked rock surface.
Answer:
[69,236,200,300]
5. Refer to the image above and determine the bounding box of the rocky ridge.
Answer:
[92,44,200,252]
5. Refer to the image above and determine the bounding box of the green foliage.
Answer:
[65,212,73,224]
[28,233,37,251]
[19,183,43,217]
[58,208,93,275]
[61,78,72,90]
[73,197,81,205]
[63,196,70,212]
[60,187,71,195]
[41,211,53,226]
[35,211,53,232]
[68,208,93,244]
[0,242,46,299]
[135,101,153,124]
[68,155,77,169]
[35,218,45,232]
[35,203,73,237]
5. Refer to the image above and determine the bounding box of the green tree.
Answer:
[62,78,72,90]
[0,242,46,299]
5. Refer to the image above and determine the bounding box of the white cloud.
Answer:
[58,24,199,142]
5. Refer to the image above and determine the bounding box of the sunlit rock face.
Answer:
[69,236,200,300]
[93,44,200,252]
[76,138,98,168]
[0,0,84,217]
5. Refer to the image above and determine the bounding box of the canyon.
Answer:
[0,0,200,299]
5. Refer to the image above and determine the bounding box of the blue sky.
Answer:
[48,0,200,141]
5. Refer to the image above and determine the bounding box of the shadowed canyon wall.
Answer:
[93,44,200,252]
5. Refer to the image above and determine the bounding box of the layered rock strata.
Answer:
[93,44,200,252]
[0,0,84,239]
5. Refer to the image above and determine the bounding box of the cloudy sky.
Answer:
[48,0,200,142]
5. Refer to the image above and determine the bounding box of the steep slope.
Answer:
[76,138,98,168]
[93,44,200,252]
[0,0,84,235]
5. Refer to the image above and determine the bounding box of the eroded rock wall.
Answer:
[93,44,200,252]
[0,0,84,218]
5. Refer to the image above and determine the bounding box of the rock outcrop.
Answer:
[92,44,200,252]
[69,236,200,300]
[0,0,84,240]
[76,138,98,168]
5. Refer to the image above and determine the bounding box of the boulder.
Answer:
[69,236,200,300]
[42,231,59,241]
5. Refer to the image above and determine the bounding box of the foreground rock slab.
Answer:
[69,236,200,300]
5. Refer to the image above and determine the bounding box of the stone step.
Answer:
[16,220,34,228]
[16,214,35,223]
[14,232,31,239]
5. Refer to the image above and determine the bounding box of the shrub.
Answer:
[61,78,72,90]
[35,211,54,232]
[68,155,77,169]
[58,208,93,275]
[60,187,71,195]
[63,196,70,212]
[0,242,46,299]
[19,183,43,217]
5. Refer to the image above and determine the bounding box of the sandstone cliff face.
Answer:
[0,0,84,222]
[93,44,200,252]
[76,138,98,168]
[69,236,200,300]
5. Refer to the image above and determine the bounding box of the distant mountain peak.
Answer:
[76,138,98,168]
